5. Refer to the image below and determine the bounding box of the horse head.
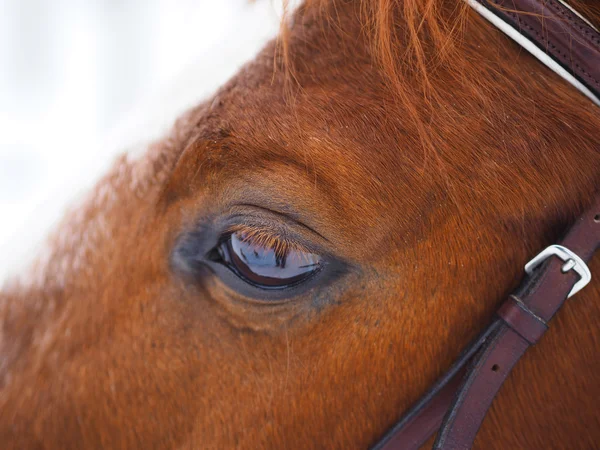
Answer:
[1,1,599,448]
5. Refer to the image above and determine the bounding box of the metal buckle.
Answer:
[524,245,591,298]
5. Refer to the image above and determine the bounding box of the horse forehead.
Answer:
[179,75,427,243]
[201,71,402,178]
[179,119,430,260]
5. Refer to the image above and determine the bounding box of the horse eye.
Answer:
[216,231,322,289]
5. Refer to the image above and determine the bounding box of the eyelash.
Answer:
[223,225,309,259]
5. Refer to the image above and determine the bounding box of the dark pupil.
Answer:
[218,232,321,288]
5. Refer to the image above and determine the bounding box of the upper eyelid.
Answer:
[216,206,331,256]
[224,203,330,243]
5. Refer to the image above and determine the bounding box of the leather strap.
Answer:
[372,194,599,450]
[434,195,600,448]
[479,0,600,100]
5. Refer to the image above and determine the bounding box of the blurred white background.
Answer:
[0,0,288,283]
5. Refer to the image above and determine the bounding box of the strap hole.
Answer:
[594,214,600,223]
[491,364,500,372]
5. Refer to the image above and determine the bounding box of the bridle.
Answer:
[372,1,600,449]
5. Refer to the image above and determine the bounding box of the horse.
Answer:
[1,0,599,448]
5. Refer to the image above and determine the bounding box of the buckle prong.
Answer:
[524,245,591,298]
[561,259,577,273]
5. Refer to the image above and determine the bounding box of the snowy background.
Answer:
[0,0,289,283]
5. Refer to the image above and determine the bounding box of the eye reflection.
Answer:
[217,231,322,289]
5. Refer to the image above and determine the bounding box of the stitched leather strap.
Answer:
[480,0,600,100]
[372,194,599,450]
[434,196,600,448]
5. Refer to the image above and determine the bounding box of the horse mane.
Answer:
[274,0,600,175]
[302,0,467,97]
[282,0,599,97]
[277,0,467,138]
